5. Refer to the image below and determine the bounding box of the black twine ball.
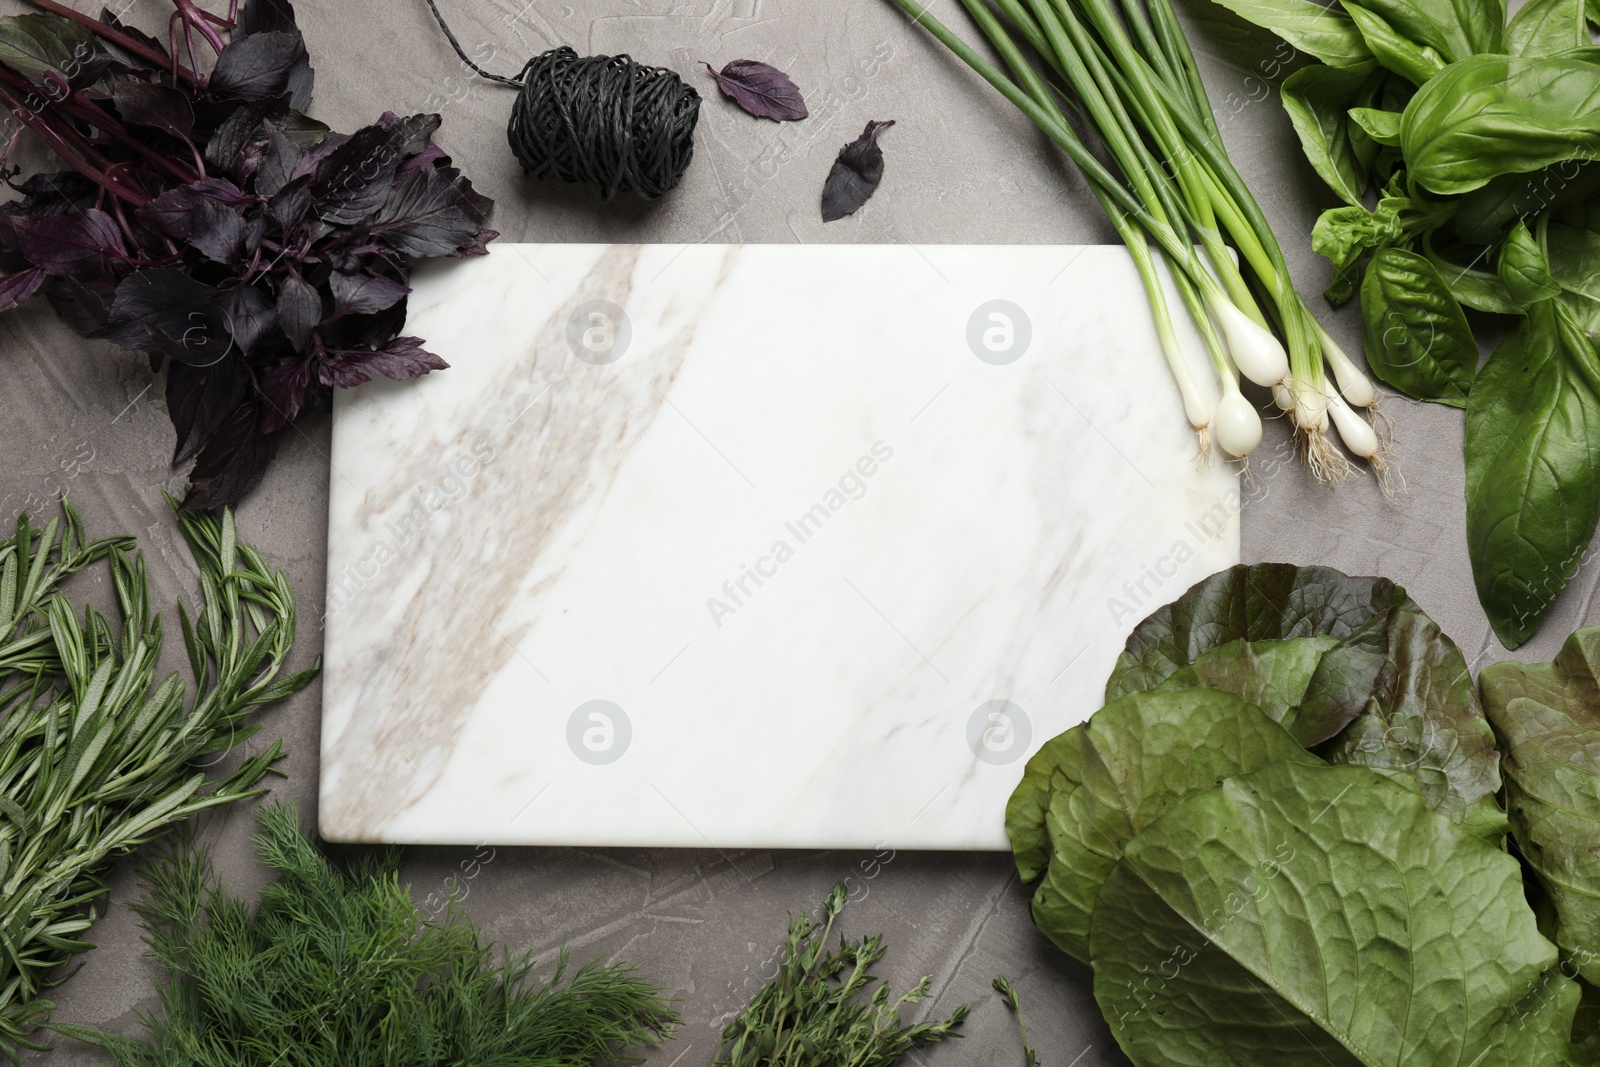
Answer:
[422,1,700,201]
[508,47,700,201]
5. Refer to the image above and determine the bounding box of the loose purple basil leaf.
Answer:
[13,208,128,281]
[204,97,287,175]
[318,335,446,387]
[235,0,300,37]
[42,276,114,335]
[329,270,408,317]
[0,268,45,312]
[702,59,808,122]
[167,358,247,463]
[276,271,321,352]
[821,119,895,222]
[210,30,312,111]
[98,7,168,62]
[183,402,278,510]
[368,165,492,257]
[112,81,194,140]
[255,127,301,197]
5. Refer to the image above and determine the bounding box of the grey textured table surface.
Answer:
[5,0,1587,1064]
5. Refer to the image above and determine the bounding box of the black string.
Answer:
[422,0,701,200]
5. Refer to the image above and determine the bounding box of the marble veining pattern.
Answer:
[319,243,1240,849]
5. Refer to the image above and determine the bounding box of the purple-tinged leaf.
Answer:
[319,295,409,350]
[14,209,128,281]
[42,275,114,335]
[205,97,286,176]
[98,7,168,63]
[257,356,311,433]
[318,335,446,388]
[220,284,276,354]
[276,271,321,352]
[0,267,45,312]
[268,175,312,229]
[100,268,230,362]
[703,59,808,122]
[211,30,312,111]
[182,401,278,510]
[386,112,443,157]
[138,179,251,265]
[112,81,194,140]
[236,0,300,37]
[821,119,895,223]
[167,357,246,463]
[312,122,407,225]
[368,165,493,257]
[256,127,301,197]
[329,270,408,317]
[0,13,115,91]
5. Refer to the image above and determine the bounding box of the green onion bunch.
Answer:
[886,0,1386,481]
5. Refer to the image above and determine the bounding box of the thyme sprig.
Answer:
[716,883,969,1067]
[0,499,317,1060]
[993,974,1041,1066]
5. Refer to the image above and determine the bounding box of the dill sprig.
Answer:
[50,801,679,1066]
[993,974,1040,1066]
[0,499,317,1061]
[716,883,969,1067]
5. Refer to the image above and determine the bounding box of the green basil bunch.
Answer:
[1212,0,1600,648]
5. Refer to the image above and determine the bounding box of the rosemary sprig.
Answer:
[50,802,679,1066]
[993,974,1041,1066]
[716,883,969,1067]
[0,498,318,1061]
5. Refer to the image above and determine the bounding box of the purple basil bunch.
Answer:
[0,0,496,506]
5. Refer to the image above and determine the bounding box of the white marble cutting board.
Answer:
[318,244,1240,850]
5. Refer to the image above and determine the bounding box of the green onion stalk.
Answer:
[886,0,1385,481]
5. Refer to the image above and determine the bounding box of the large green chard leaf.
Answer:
[1005,689,1319,961]
[1092,762,1580,1067]
[1404,53,1600,196]
[1359,246,1478,405]
[1204,0,1374,67]
[1507,0,1590,57]
[1154,635,1341,724]
[1109,564,1502,817]
[1280,63,1384,207]
[1482,626,1600,985]
[1466,300,1600,648]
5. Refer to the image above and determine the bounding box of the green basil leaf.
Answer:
[1508,0,1590,56]
[1482,625,1600,985]
[1204,0,1375,66]
[1423,237,1522,314]
[1454,160,1600,243]
[1404,53,1600,195]
[1349,105,1403,145]
[1499,220,1563,305]
[1359,247,1478,405]
[1343,2,1450,84]
[1006,689,1319,962]
[1092,762,1579,1067]
[1353,0,1507,61]
[1281,63,1384,207]
[1466,300,1600,648]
